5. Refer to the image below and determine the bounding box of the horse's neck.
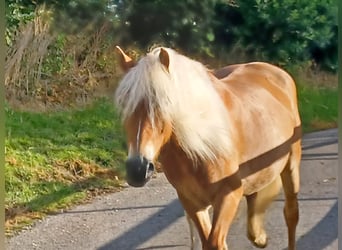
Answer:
[158,138,192,184]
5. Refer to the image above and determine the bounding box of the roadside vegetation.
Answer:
[297,81,337,132]
[5,99,127,235]
[5,0,337,235]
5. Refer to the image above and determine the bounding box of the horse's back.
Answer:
[221,62,300,128]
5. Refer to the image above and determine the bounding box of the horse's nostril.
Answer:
[145,161,155,179]
[148,162,154,172]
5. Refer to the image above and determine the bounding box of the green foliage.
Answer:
[115,0,337,71]
[41,34,70,75]
[228,0,337,70]
[51,0,111,34]
[6,0,338,71]
[5,0,111,45]
[117,0,222,55]
[5,0,36,45]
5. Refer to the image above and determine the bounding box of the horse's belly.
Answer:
[240,153,289,196]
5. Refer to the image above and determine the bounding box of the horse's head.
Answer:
[123,103,173,187]
[115,46,172,187]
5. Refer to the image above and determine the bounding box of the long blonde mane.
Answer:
[115,47,233,162]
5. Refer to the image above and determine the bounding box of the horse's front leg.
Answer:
[207,185,243,250]
[178,194,212,249]
[186,206,213,250]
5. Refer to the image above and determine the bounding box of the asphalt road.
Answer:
[6,129,338,250]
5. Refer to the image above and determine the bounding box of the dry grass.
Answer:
[5,6,122,112]
[293,66,338,89]
[5,6,54,97]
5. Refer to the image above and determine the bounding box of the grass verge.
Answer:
[297,84,338,132]
[5,98,126,235]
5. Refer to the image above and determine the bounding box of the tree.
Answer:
[115,0,337,71]
[215,0,337,70]
[6,0,337,71]
[116,0,223,55]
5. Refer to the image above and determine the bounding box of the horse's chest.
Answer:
[163,161,236,209]
[160,161,213,205]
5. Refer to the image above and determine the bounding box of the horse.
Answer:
[114,46,302,250]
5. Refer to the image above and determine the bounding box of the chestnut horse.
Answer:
[115,46,301,250]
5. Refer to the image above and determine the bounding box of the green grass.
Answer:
[5,98,127,234]
[297,84,338,132]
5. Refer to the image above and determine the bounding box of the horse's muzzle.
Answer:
[125,156,155,187]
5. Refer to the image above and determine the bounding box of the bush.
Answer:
[117,0,337,71]
[5,3,120,103]
[226,0,337,71]
[5,0,36,46]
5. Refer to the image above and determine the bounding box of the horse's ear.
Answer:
[159,48,170,72]
[115,46,136,72]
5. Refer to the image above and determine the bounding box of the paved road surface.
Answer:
[6,129,338,250]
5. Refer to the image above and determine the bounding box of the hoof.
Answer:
[248,232,268,248]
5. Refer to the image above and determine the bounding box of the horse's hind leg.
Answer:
[281,140,301,250]
[246,176,282,248]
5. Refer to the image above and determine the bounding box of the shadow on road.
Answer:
[97,199,186,250]
[302,138,337,151]
[301,152,337,161]
[97,129,338,250]
[94,198,337,250]
[283,201,338,250]
[301,133,337,161]
[61,205,166,215]
[135,245,186,250]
